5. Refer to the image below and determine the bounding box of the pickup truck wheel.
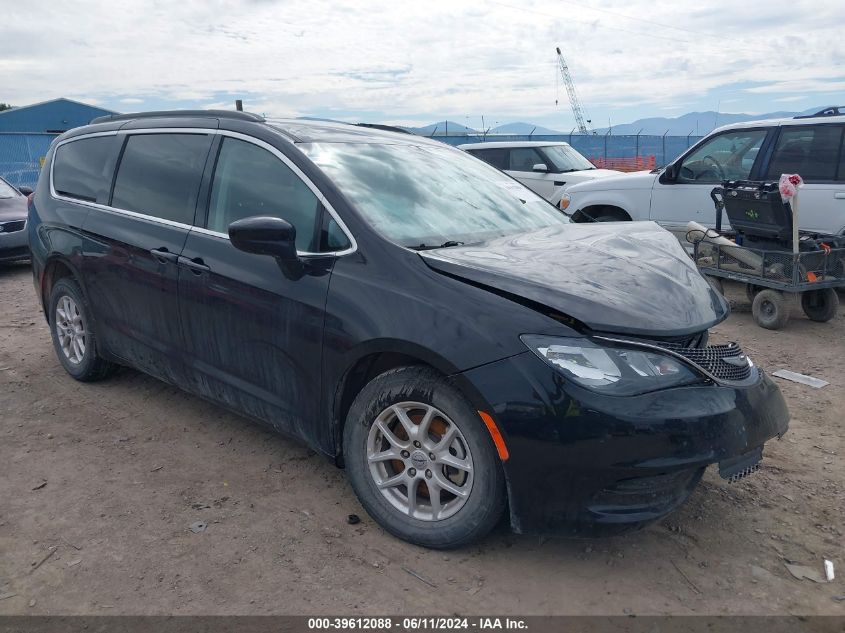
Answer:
[343,366,506,549]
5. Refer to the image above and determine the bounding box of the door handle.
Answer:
[834,192,845,199]
[178,255,210,274]
[150,248,179,264]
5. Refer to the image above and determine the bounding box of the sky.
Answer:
[1,0,844,130]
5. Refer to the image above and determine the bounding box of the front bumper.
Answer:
[0,226,29,263]
[457,350,790,537]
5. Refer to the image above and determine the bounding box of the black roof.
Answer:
[84,110,432,145]
[266,118,434,144]
[90,109,265,124]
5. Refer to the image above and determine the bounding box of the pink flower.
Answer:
[789,174,801,186]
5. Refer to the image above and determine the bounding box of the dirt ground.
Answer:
[0,262,842,616]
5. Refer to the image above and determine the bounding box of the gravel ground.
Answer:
[0,262,842,615]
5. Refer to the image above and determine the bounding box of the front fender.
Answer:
[568,188,652,221]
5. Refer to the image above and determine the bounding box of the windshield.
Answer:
[540,145,595,172]
[0,178,17,199]
[299,142,569,248]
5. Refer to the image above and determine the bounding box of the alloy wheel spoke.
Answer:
[377,472,405,490]
[427,480,443,520]
[406,478,419,516]
[368,448,401,464]
[437,424,457,448]
[376,419,407,449]
[437,452,472,473]
[433,472,468,498]
[418,406,436,439]
[392,405,417,438]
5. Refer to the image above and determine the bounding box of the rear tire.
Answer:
[752,289,790,330]
[800,288,838,322]
[48,278,117,381]
[343,366,506,549]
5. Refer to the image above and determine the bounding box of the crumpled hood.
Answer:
[419,222,728,337]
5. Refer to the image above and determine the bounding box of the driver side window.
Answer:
[208,137,321,252]
[678,130,767,183]
[509,148,544,172]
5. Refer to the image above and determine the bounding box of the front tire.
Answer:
[48,278,117,381]
[343,366,506,549]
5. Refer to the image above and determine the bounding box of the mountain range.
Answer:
[400,106,831,137]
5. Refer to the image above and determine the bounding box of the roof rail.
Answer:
[794,106,844,119]
[90,109,266,124]
[355,123,414,135]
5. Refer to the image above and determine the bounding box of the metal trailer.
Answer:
[690,184,845,330]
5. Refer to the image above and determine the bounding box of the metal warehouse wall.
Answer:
[0,99,115,133]
[0,133,54,188]
[434,133,704,169]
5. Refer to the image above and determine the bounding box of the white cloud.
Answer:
[0,0,842,127]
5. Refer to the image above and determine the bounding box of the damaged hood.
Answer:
[419,222,728,337]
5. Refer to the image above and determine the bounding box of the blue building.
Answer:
[0,98,118,188]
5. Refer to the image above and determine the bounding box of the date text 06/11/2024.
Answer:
[307,617,529,630]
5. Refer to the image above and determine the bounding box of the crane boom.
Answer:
[556,46,590,134]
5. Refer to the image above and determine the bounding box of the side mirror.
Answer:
[661,163,678,183]
[532,163,549,173]
[18,186,33,196]
[229,216,299,261]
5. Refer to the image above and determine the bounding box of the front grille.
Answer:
[0,220,26,233]
[660,340,752,382]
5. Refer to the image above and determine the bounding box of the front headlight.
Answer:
[521,335,701,396]
[559,193,571,210]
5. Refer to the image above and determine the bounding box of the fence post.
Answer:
[687,130,694,148]
[662,129,668,166]
[569,127,575,145]
[635,128,643,163]
[604,128,610,162]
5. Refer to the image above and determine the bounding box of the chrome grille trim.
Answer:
[593,335,753,385]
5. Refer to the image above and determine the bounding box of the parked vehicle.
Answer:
[30,111,789,548]
[458,141,620,200]
[559,107,845,233]
[0,176,31,264]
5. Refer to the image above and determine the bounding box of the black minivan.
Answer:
[29,111,789,548]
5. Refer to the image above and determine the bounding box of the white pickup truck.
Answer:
[558,108,845,236]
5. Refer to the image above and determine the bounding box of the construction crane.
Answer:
[555,46,591,134]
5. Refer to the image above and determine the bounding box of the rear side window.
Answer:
[766,125,844,182]
[52,136,115,202]
[469,148,508,170]
[207,137,322,252]
[111,133,212,224]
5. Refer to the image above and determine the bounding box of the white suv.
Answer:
[559,107,845,234]
[458,141,620,201]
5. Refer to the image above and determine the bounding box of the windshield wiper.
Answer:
[412,240,466,251]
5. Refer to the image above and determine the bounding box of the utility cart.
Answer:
[687,179,845,330]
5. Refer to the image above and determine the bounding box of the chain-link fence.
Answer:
[432,133,704,172]
[0,133,55,188]
[0,130,708,188]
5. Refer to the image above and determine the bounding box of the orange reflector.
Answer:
[807,272,818,282]
[478,411,509,461]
